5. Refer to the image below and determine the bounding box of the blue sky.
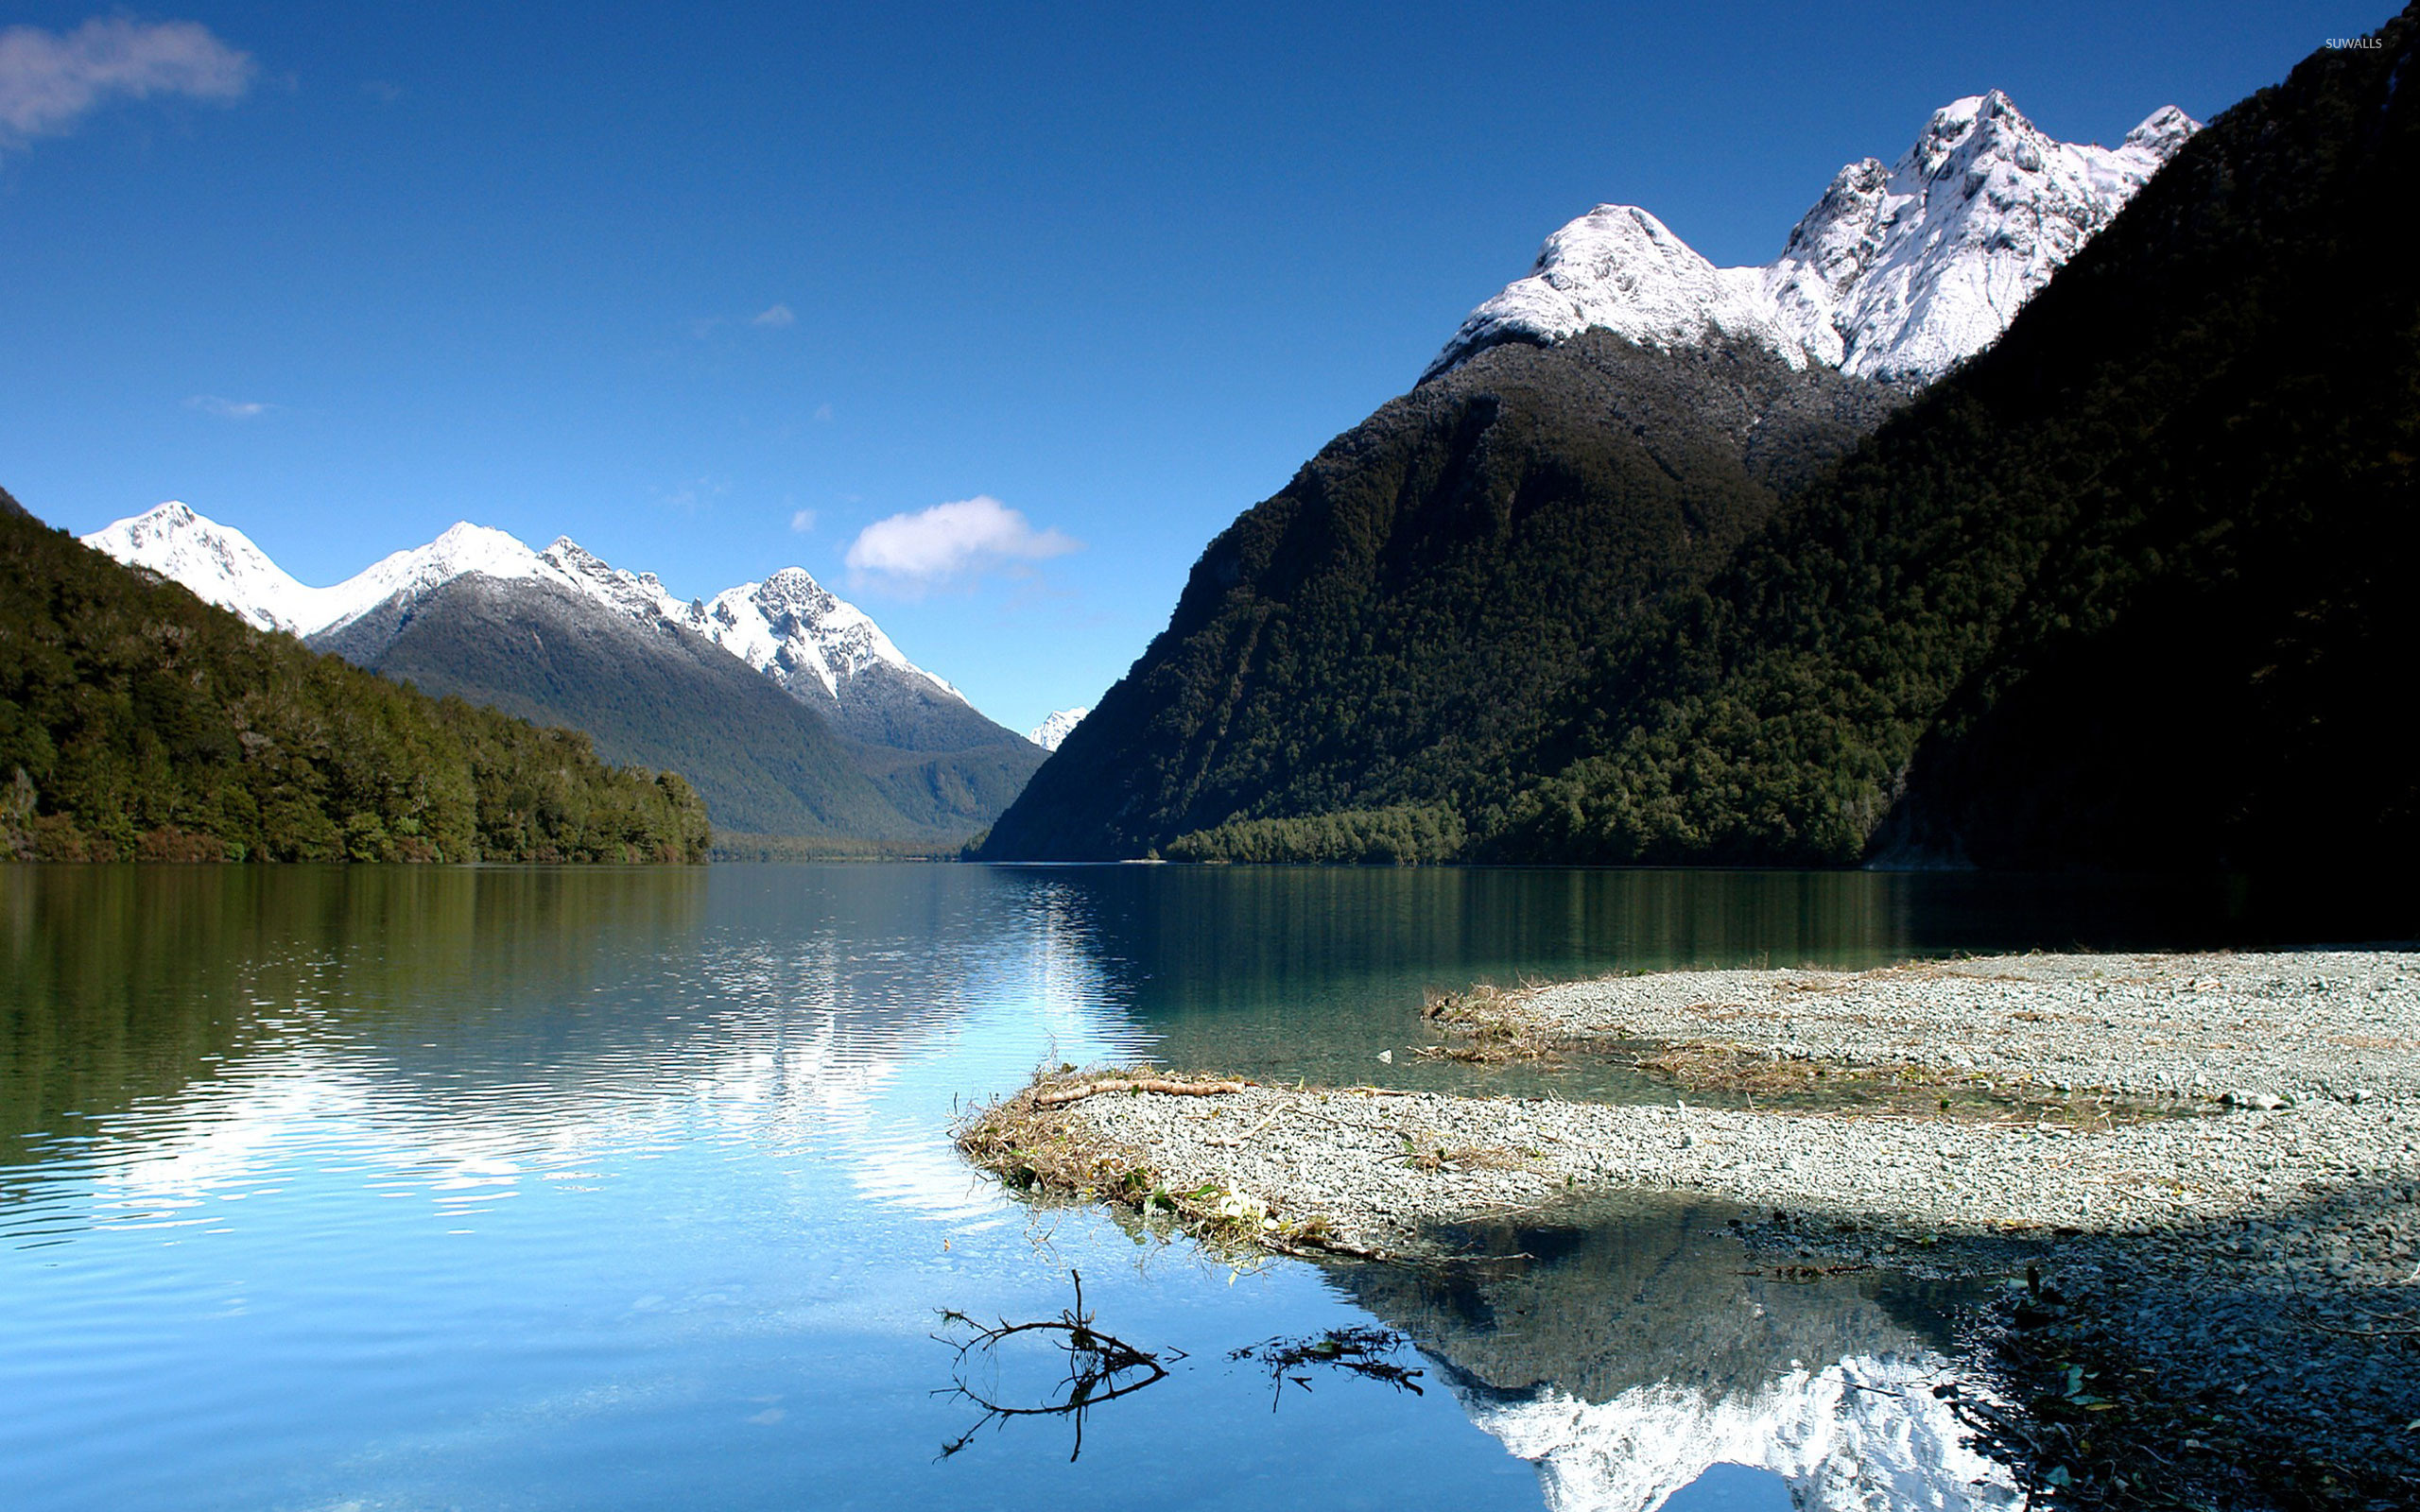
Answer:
[0,1,2382,734]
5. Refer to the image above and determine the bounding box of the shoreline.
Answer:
[965,951,2419,1256]
[957,949,2420,1503]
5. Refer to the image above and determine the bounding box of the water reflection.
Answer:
[0,862,2362,1510]
[0,865,1153,1243]
[1340,1203,2017,1510]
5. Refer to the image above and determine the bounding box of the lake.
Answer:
[0,862,2371,1510]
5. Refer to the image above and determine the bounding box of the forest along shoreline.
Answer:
[959,950,2420,1503]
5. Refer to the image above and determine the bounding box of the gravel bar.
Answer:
[1053,952,2416,1254]
[985,951,2420,1503]
[1507,949,2420,1106]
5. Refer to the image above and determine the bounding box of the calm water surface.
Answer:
[0,863,2357,1510]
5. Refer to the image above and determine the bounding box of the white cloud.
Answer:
[789,508,817,534]
[187,394,270,420]
[812,403,834,422]
[752,303,795,328]
[844,496,1079,589]
[0,19,254,152]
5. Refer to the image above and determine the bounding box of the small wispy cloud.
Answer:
[788,508,817,534]
[658,476,729,513]
[843,495,1079,593]
[187,394,271,420]
[812,403,834,422]
[752,302,795,328]
[0,19,255,153]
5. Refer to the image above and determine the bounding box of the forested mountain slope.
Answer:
[1503,9,2420,869]
[312,573,1028,844]
[983,335,1896,859]
[990,10,2415,868]
[2,490,709,863]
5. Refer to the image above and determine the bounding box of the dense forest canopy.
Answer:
[2,488,710,863]
[982,334,1897,861]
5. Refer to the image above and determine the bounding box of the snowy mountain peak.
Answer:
[1028,707,1089,751]
[1426,92,2198,386]
[2122,104,2198,159]
[83,501,998,746]
[81,501,326,634]
[384,522,551,589]
[541,536,692,623]
[313,521,587,637]
[690,567,953,704]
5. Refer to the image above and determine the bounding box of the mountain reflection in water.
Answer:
[1,863,2347,1510]
[1343,1202,2016,1510]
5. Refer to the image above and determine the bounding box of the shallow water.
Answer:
[0,863,2364,1510]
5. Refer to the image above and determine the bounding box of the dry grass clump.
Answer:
[1396,1127,1537,1174]
[952,1065,1375,1260]
[1416,982,1577,1063]
[1632,1040,2173,1125]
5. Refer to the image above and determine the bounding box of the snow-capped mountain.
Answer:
[528,540,992,748]
[83,502,1005,751]
[675,570,1001,750]
[1028,708,1088,751]
[81,501,339,635]
[86,501,610,640]
[1426,92,2198,386]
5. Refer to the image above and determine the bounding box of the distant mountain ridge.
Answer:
[1426,92,2196,386]
[87,504,1045,841]
[86,503,988,742]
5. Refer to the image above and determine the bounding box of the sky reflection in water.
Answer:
[0,863,2316,1509]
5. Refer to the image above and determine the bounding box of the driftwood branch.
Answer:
[1032,1077,1251,1108]
[933,1269,1176,1462]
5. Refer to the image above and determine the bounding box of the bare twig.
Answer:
[934,1269,1177,1462]
[1205,1103,1288,1148]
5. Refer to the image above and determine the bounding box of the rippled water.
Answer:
[0,863,2348,1510]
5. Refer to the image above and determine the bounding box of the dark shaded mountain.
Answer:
[0,490,709,864]
[310,574,1032,843]
[992,9,2419,871]
[981,332,1899,860]
[1502,8,2420,871]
